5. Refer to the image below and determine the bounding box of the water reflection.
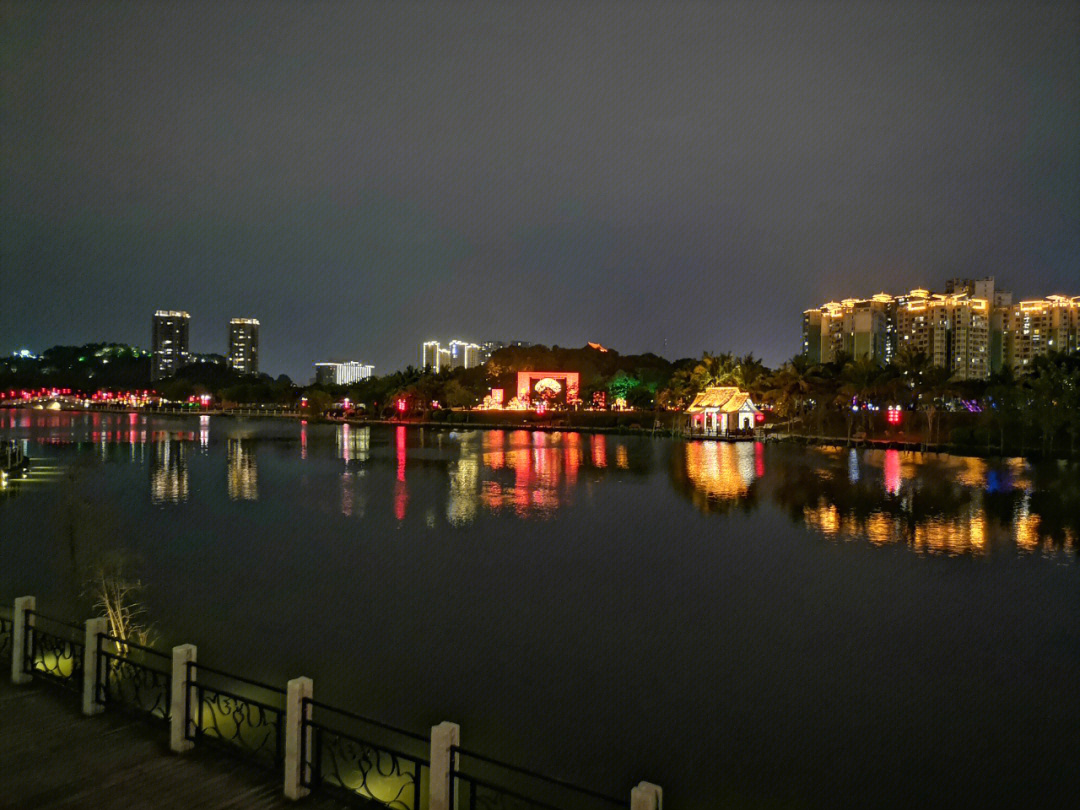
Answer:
[226,439,258,501]
[671,441,760,515]
[5,410,1078,559]
[150,440,189,504]
[761,447,1077,558]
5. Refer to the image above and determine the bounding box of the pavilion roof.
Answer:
[685,386,759,413]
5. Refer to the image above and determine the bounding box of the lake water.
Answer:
[2,410,1077,808]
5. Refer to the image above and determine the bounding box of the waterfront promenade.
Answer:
[0,677,348,810]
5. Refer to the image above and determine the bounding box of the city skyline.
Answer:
[3,1,1077,381]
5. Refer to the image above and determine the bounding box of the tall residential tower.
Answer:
[151,310,191,381]
[228,318,260,375]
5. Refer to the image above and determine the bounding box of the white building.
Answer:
[313,361,374,385]
[448,340,481,369]
[421,341,441,371]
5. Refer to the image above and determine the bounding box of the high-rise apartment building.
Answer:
[801,277,1080,381]
[421,341,441,371]
[894,290,989,380]
[803,285,992,380]
[228,318,260,375]
[802,295,894,366]
[151,310,191,381]
[422,339,481,371]
[1002,295,1080,372]
[448,340,481,370]
[313,362,374,385]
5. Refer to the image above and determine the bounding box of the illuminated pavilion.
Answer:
[685,387,761,436]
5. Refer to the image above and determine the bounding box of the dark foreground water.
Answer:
[2,410,1077,809]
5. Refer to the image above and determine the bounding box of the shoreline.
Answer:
[4,404,1074,461]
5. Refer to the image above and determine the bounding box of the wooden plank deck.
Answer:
[0,677,352,810]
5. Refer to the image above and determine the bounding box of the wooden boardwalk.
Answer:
[0,677,350,810]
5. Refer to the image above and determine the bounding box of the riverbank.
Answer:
[6,405,1077,459]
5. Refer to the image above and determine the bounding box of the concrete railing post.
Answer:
[284,677,313,800]
[429,721,461,810]
[82,617,108,715]
[630,782,663,810]
[170,644,197,753]
[11,596,35,685]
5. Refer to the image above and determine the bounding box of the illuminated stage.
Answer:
[515,371,580,407]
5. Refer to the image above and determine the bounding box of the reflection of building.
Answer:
[227,319,259,375]
[313,362,374,385]
[447,434,481,525]
[515,371,580,406]
[685,387,761,435]
[226,439,258,501]
[150,440,189,503]
[152,311,190,380]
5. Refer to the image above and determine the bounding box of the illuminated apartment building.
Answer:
[804,277,1077,379]
[1003,296,1080,372]
[227,318,259,375]
[151,310,191,380]
[422,339,481,371]
[420,341,442,371]
[448,340,481,370]
[313,361,374,385]
[802,294,894,365]
[895,290,990,380]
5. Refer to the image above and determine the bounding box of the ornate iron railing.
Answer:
[185,661,285,766]
[301,698,430,810]
[450,748,624,810]
[24,610,84,691]
[95,633,171,720]
[0,610,12,660]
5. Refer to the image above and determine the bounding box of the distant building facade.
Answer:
[802,277,1078,380]
[1002,295,1080,372]
[151,310,190,381]
[228,318,260,375]
[421,341,441,371]
[313,362,374,386]
[421,339,481,371]
[479,340,532,364]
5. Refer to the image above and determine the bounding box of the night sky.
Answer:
[3,1,1078,381]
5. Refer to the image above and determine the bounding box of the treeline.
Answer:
[754,350,1080,457]
[6,341,1080,456]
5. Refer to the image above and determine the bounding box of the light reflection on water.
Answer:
[2,410,1077,559]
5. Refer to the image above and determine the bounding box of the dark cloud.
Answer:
[2,0,1077,379]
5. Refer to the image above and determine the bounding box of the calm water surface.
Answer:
[2,410,1078,809]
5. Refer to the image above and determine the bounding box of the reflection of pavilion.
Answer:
[226,439,258,501]
[683,441,758,501]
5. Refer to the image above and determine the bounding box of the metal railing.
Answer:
[95,633,171,720]
[23,610,84,691]
[301,699,430,810]
[185,661,286,765]
[5,602,641,810]
[0,608,12,660]
[450,747,625,810]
